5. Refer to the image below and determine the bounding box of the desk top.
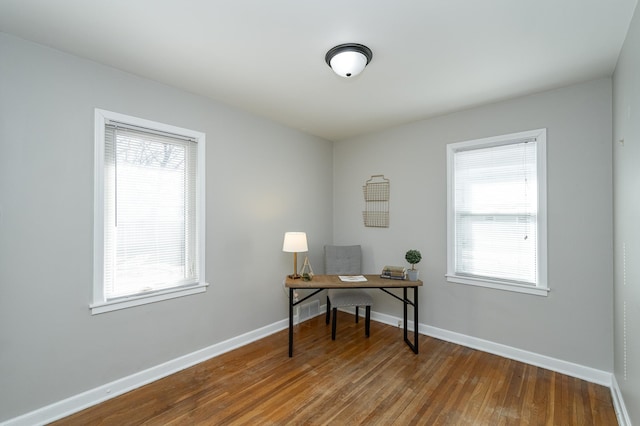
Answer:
[285,274,423,289]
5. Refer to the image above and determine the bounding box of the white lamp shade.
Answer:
[330,51,368,78]
[282,232,308,252]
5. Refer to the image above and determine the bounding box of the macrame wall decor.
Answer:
[362,175,390,228]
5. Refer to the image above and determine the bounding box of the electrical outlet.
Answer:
[397,320,402,328]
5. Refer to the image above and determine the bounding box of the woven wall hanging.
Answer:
[362,175,390,228]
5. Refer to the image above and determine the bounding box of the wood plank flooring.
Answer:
[53,313,618,425]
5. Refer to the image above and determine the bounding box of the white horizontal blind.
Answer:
[104,122,199,299]
[453,139,538,285]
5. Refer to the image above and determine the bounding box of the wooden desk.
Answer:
[285,274,423,357]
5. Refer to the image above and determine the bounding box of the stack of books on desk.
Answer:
[380,265,406,280]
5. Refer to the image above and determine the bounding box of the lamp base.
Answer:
[288,274,302,279]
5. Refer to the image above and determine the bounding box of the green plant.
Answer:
[405,249,422,270]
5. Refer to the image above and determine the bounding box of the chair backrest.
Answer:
[324,245,362,275]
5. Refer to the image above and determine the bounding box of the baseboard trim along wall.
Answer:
[369,310,629,425]
[371,311,613,385]
[2,309,628,425]
[1,320,288,426]
[611,374,632,426]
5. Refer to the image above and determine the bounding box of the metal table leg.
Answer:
[413,286,419,353]
[289,287,294,357]
[403,287,408,344]
[403,286,419,354]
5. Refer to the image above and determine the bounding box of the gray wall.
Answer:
[614,3,640,424]
[334,78,614,371]
[0,30,622,422]
[0,33,333,421]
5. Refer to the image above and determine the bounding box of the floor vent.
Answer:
[299,300,320,322]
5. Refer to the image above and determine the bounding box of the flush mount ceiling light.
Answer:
[325,43,373,78]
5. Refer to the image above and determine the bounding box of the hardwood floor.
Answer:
[53,313,618,425]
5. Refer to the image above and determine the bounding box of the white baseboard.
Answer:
[340,309,614,386]
[611,374,632,426]
[369,311,611,385]
[1,319,289,426]
[372,311,630,421]
[426,324,612,386]
[2,308,627,425]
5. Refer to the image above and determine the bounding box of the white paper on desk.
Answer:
[339,275,368,282]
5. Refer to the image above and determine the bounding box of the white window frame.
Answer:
[446,128,548,296]
[92,109,207,314]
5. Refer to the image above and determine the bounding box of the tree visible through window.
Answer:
[93,109,206,314]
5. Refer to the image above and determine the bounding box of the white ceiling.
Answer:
[0,1,637,141]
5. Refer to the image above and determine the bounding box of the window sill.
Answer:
[90,282,209,315]
[446,274,549,296]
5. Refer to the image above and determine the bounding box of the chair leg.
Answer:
[365,305,371,337]
[332,308,337,340]
[326,296,331,325]
[355,306,359,323]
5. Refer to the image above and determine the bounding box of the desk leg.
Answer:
[403,287,419,354]
[413,286,419,354]
[289,287,294,357]
[403,287,408,343]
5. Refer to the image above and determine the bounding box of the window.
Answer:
[446,129,548,296]
[92,109,206,314]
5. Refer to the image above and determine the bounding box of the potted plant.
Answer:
[405,249,422,281]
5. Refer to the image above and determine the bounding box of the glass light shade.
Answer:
[282,232,308,252]
[330,51,368,78]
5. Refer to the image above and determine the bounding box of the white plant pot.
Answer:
[407,269,419,281]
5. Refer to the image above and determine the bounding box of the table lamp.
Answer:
[282,232,308,279]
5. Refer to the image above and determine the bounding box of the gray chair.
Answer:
[324,245,373,340]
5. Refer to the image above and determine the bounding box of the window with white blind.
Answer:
[92,109,207,314]
[446,129,548,296]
